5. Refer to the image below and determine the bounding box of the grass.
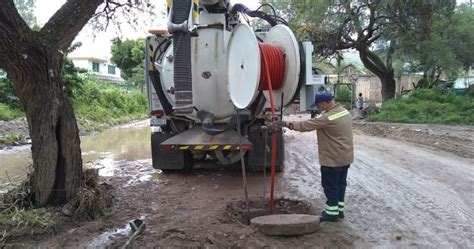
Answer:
[0,103,23,121]
[368,89,474,124]
[72,80,148,132]
[0,133,21,144]
[0,79,148,134]
[0,206,56,231]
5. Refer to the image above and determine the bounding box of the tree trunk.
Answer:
[1,0,106,207]
[357,46,396,103]
[380,75,396,102]
[9,51,82,206]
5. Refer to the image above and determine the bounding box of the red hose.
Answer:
[258,43,285,91]
[259,43,284,215]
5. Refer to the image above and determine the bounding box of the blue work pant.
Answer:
[321,165,350,216]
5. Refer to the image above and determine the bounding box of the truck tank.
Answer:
[146,1,309,170]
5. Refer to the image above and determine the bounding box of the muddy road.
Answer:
[3,116,473,248]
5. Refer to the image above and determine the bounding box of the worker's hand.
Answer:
[271,120,287,128]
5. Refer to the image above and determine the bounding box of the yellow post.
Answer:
[193,0,199,24]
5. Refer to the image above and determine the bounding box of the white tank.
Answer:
[158,10,301,124]
[159,14,234,122]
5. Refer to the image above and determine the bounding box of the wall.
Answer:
[70,58,124,83]
[355,74,423,103]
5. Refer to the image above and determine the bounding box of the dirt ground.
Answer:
[4,115,474,248]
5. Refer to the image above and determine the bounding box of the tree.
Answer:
[325,54,355,84]
[446,6,474,72]
[110,38,146,91]
[274,0,456,102]
[0,0,153,206]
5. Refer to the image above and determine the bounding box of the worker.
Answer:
[272,92,354,222]
[356,92,364,110]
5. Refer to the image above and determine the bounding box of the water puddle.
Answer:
[86,216,146,248]
[0,121,155,190]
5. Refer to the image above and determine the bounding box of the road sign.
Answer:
[348,74,358,84]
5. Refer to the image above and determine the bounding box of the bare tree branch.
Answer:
[40,0,103,52]
[358,46,386,76]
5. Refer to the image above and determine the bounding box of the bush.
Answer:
[0,103,23,121]
[0,133,21,144]
[72,79,148,127]
[335,85,353,109]
[369,89,473,124]
[0,75,147,130]
[0,77,21,108]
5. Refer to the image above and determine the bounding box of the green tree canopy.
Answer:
[14,0,38,29]
[110,38,146,80]
[272,0,457,101]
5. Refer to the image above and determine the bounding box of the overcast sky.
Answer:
[34,0,472,58]
[34,0,262,58]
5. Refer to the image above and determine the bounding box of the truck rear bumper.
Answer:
[159,126,253,151]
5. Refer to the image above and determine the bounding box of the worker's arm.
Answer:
[287,116,330,132]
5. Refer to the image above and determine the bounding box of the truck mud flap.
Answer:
[151,131,193,170]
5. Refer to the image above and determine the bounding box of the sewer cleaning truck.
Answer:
[146,0,326,171]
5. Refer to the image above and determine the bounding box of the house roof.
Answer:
[68,56,108,63]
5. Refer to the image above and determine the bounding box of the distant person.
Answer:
[356,93,364,110]
[272,92,354,222]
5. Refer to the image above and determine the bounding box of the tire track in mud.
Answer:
[350,135,474,248]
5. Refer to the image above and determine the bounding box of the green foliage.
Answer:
[14,0,39,30]
[0,103,23,121]
[62,58,85,98]
[446,6,474,71]
[0,133,21,144]
[110,38,145,80]
[334,85,353,109]
[0,75,20,108]
[271,0,470,101]
[110,37,146,91]
[369,89,474,124]
[72,79,148,131]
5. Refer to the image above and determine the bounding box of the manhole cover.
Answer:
[251,214,319,236]
[225,198,316,226]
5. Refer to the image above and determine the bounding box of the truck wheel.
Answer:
[151,131,194,171]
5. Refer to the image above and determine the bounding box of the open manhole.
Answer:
[225,198,317,226]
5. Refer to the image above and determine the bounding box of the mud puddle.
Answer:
[0,120,152,191]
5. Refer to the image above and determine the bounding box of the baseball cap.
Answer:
[310,92,333,107]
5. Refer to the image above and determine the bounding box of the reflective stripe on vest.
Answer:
[328,110,350,121]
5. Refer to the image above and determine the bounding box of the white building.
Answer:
[68,56,125,83]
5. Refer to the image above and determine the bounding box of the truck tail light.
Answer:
[150,110,164,118]
[241,144,253,151]
[160,144,173,151]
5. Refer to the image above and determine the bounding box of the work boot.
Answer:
[339,211,344,219]
[319,211,339,222]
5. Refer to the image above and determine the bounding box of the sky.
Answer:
[33,0,472,59]
[34,0,262,59]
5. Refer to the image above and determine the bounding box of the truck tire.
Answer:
[151,131,194,171]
